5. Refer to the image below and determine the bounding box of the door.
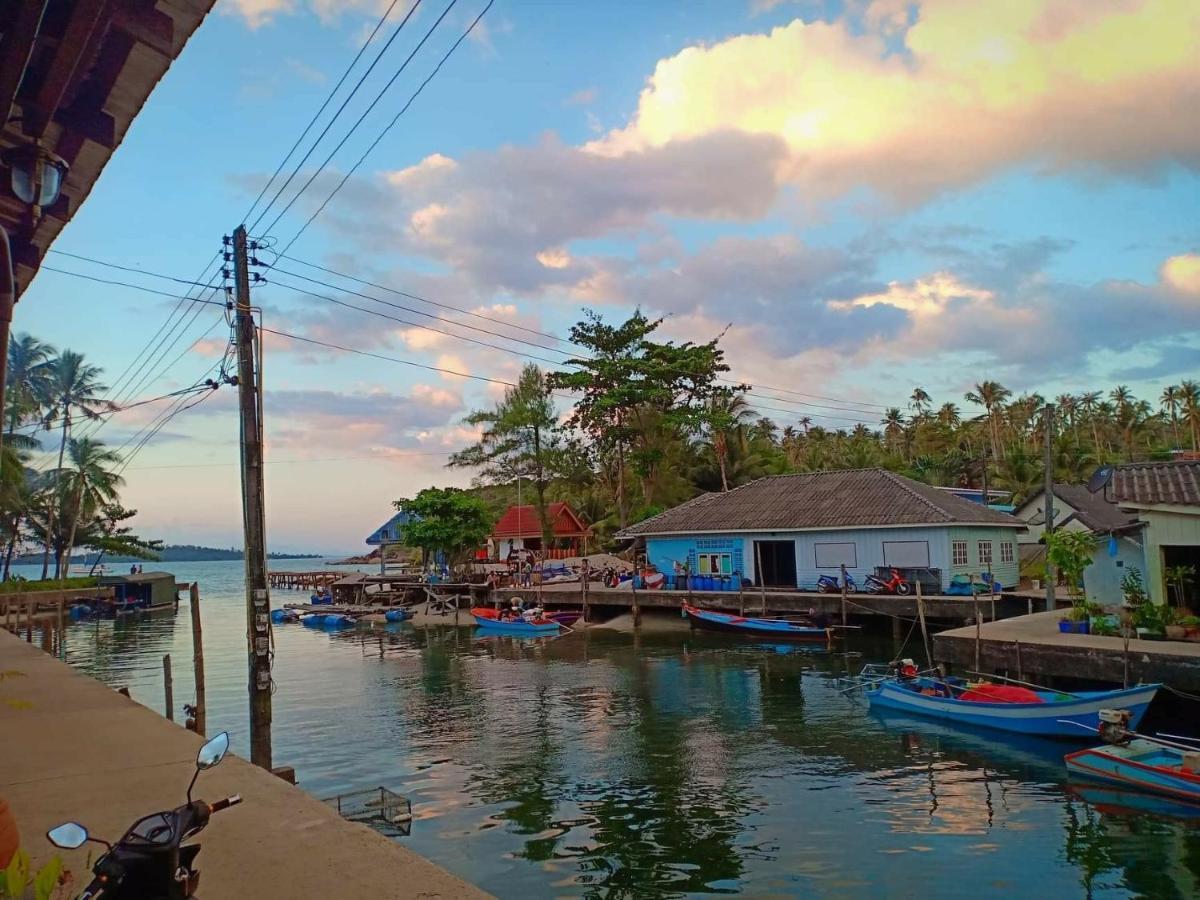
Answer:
[753,540,797,588]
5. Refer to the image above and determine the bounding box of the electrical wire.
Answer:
[247,0,424,233]
[270,0,492,260]
[258,0,456,239]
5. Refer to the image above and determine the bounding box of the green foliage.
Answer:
[1044,530,1095,605]
[396,487,492,565]
[1,849,66,900]
[1121,567,1149,606]
[0,577,96,595]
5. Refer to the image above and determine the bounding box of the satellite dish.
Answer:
[1087,465,1114,494]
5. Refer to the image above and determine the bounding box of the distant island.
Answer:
[15,544,323,564]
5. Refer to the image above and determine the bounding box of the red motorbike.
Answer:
[864,567,911,595]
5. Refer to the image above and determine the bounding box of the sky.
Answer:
[13,0,1200,553]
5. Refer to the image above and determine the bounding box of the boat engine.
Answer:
[1098,708,1133,744]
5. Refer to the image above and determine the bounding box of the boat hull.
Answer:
[472,613,561,635]
[683,605,830,642]
[1066,740,1200,804]
[867,679,1159,737]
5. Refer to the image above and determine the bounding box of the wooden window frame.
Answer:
[978,540,993,566]
[1000,542,1014,564]
[952,540,968,566]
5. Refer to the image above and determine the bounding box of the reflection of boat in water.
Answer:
[683,604,831,642]
[1065,782,1200,821]
[867,675,1159,738]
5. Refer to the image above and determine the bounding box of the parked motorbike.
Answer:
[47,731,240,900]
[816,572,856,593]
[863,567,912,595]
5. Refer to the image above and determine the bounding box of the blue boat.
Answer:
[472,613,561,635]
[683,604,830,642]
[866,676,1159,738]
[1066,739,1200,804]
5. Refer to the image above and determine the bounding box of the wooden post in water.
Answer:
[581,558,590,624]
[56,598,65,659]
[631,573,640,627]
[163,654,174,722]
[26,599,33,642]
[189,583,207,736]
[915,579,933,671]
[1015,639,1022,682]
[754,542,767,616]
[737,572,745,616]
[974,596,982,673]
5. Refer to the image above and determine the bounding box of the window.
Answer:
[978,540,993,566]
[698,552,732,575]
[1000,542,1014,564]
[883,541,930,568]
[952,541,968,567]
[814,542,857,568]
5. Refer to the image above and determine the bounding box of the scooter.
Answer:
[47,731,241,899]
[863,567,912,595]
[816,572,856,593]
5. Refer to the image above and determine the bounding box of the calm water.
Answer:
[18,559,1200,897]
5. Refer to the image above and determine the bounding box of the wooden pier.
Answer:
[268,571,343,591]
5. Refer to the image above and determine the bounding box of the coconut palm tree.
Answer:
[1180,380,1200,451]
[880,408,906,456]
[909,386,931,419]
[6,334,56,435]
[964,381,1011,461]
[936,402,960,429]
[1161,385,1183,448]
[57,437,124,575]
[702,392,754,492]
[40,350,112,578]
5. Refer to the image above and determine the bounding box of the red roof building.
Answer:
[490,502,591,559]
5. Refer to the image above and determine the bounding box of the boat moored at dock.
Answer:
[683,603,831,642]
[1066,739,1200,804]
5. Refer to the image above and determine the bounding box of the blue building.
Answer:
[617,468,1024,591]
[365,510,417,547]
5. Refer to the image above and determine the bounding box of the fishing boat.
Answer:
[865,674,1159,738]
[471,613,562,635]
[682,604,831,642]
[1066,739,1200,804]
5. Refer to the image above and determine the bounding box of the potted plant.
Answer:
[1164,606,1187,641]
[1180,615,1200,642]
[1068,605,1091,634]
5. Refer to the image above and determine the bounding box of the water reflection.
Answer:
[37,559,1200,898]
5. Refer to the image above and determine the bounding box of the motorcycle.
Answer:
[816,572,856,593]
[47,731,241,899]
[863,567,912,595]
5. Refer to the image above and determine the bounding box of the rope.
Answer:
[1163,683,1200,703]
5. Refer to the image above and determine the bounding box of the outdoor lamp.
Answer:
[4,143,68,208]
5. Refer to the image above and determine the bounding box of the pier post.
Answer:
[163,654,174,722]
[1014,640,1022,682]
[915,580,932,671]
[754,542,767,616]
[840,583,847,628]
[26,599,33,642]
[189,583,207,736]
[631,576,640,627]
[581,559,589,623]
[973,596,982,672]
[737,573,745,616]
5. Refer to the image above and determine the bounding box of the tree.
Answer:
[6,333,55,434]
[448,364,563,549]
[880,408,905,456]
[58,437,124,575]
[909,386,931,418]
[1180,380,1200,452]
[40,350,112,578]
[1160,385,1182,448]
[81,504,162,573]
[396,487,492,567]
[702,391,754,492]
[964,381,1011,461]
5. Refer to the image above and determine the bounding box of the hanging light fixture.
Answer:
[3,142,68,209]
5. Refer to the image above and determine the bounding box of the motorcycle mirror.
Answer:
[196,732,230,771]
[47,822,89,849]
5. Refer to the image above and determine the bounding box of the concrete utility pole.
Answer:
[233,225,272,769]
[1043,403,1056,614]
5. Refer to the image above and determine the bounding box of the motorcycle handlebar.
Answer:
[208,795,243,814]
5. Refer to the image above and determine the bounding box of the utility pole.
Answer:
[1043,403,1056,614]
[232,225,272,769]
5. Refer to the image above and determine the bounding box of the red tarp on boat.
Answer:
[959,684,1044,704]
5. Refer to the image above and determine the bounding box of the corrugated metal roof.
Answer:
[617,468,1024,537]
[1052,484,1142,533]
[1112,461,1200,507]
[491,502,589,539]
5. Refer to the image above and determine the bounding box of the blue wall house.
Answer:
[617,468,1025,591]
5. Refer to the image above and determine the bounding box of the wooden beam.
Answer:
[112,2,175,58]
[26,0,112,137]
[0,1,50,125]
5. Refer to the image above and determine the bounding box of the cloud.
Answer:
[565,87,599,106]
[591,1,1200,203]
[1162,252,1200,294]
[222,0,411,29]
[263,386,463,452]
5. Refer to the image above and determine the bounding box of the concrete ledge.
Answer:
[0,631,488,898]
[933,610,1200,690]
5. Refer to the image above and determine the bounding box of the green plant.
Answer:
[1164,564,1196,608]
[1,849,68,900]
[1091,618,1118,637]
[1046,531,1096,615]
[1068,605,1090,622]
[1179,615,1200,627]
[1132,601,1164,632]
[1121,567,1150,606]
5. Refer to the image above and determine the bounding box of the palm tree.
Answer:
[936,402,960,429]
[1161,385,1182,448]
[701,392,754,492]
[909,386,931,418]
[1110,385,1134,411]
[964,381,1011,461]
[881,408,906,456]
[40,350,112,578]
[6,334,56,434]
[798,416,812,436]
[1180,380,1200,452]
[1055,394,1078,446]
[57,437,124,575]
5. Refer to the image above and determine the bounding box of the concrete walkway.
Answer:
[0,631,488,898]
[933,609,1200,690]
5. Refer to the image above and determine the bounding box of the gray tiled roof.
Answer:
[617,468,1024,537]
[1113,460,1200,507]
[1051,484,1141,533]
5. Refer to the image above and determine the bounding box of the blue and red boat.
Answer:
[471,611,562,635]
[1066,739,1200,804]
[682,604,831,642]
[865,675,1159,738]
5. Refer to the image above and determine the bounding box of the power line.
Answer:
[38,266,226,307]
[125,450,460,471]
[259,0,456,239]
[271,0,492,260]
[247,0,423,233]
[44,252,228,292]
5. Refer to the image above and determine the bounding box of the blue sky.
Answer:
[14,0,1200,552]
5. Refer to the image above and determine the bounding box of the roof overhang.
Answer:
[0,0,216,297]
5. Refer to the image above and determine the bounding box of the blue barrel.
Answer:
[301,614,322,628]
[270,609,290,624]
[385,609,408,623]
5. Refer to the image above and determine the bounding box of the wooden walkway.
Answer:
[268,571,343,590]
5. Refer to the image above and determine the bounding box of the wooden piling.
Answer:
[56,599,65,659]
[163,654,174,722]
[1015,639,1022,682]
[189,583,207,736]
[915,580,932,671]
[631,574,641,627]
[26,600,33,643]
[973,596,982,673]
[754,542,767,616]
[581,559,590,623]
[737,573,745,616]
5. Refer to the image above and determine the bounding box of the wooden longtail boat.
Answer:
[682,604,831,642]
[865,677,1159,738]
[471,613,562,635]
[1066,739,1200,804]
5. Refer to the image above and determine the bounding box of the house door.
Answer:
[753,540,797,588]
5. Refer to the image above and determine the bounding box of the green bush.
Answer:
[0,577,97,595]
